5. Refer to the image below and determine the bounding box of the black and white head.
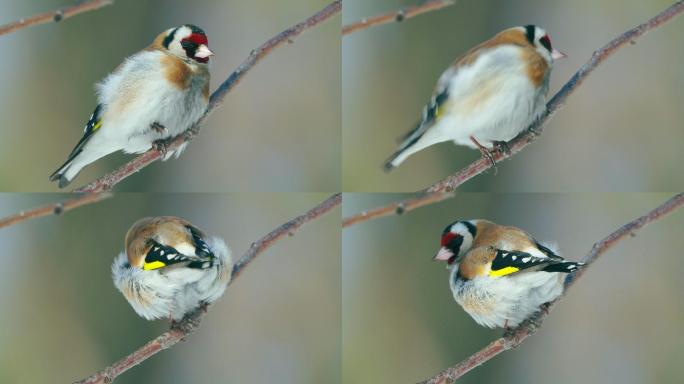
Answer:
[522,25,566,64]
[160,24,214,64]
[434,220,477,266]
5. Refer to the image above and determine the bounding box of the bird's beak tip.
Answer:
[196,44,214,58]
[434,247,453,261]
[552,49,567,60]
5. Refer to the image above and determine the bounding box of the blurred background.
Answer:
[343,193,684,384]
[343,0,684,191]
[0,193,340,383]
[0,0,339,192]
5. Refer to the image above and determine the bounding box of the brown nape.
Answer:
[148,30,170,51]
[469,220,498,247]
[458,246,497,279]
[155,217,203,248]
[455,27,532,67]
[470,220,536,251]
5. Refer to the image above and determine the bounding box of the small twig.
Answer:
[342,192,455,228]
[0,0,113,37]
[419,192,684,384]
[0,192,112,229]
[342,0,455,35]
[232,193,342,278]
[424,0,684,193]
[73,193,341,384]
[73,0,341,193]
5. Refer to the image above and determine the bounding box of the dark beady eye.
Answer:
[181,39,195,49]
[539,35,552,52]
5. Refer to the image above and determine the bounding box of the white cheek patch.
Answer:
[168,26,192,56]
[452,222,474,257]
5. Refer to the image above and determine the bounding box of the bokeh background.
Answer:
[343,0,684,191]
[0,193,340,383]
[343,193,684,384]
[0,0,340,192]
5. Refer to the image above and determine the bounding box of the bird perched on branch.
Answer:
[434,219,583,328]
[112,216,232,321]
[384,25,566,171]
[49,24,214,188]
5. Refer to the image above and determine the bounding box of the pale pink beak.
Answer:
[434,247,453,261]
[195,44,215,59]
[551,48,567,60]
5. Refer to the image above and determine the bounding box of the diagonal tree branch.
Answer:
[74,0,341,193]
[342,0,455,35]
[0,192,112,229]
[73,193,341,384]
[0,0,113,37]
[342,192,454,228]
[419,192,684,384]
[424,0,684,193]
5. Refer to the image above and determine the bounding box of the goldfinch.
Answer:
[49,24,214,188]
[434,220,583,328]
[384,25,566,171]
[112,216,232,321]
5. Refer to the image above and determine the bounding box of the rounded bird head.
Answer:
[520,25,566,64]
[156,24,214,64]
[124,216,201,269]
[434,220,477,266]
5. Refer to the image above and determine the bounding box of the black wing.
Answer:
[49,104,103,181]
[143,239,214,271]
[534,241,564,261]
[395,87,450,147]
[489,250,583,277]
[187,225,215,258]
[143,240,192,270]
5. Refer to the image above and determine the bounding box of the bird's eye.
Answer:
[539,35,552,52]
[181,40,193,49]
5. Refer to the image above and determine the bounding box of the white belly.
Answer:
[450,266,564,328]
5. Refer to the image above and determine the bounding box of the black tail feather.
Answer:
[383,126,427,172]
[382,150,401,173]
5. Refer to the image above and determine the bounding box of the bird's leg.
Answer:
[150,122,169,156]
[493,140,511,155]
[502,319,515,337]
[470,136,497,168]
[152,139,170,157]
[150,121,167,134]
[539,302,552,315]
